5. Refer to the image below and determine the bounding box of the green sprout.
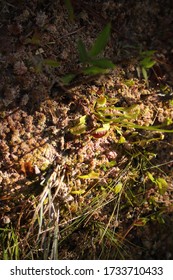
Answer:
[137,50,156,86]
[61,23,115,85]
[78,23,115,74]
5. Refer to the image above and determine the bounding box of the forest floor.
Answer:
[0,0,173,260]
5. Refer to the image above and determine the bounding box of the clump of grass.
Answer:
[0,225,20,260]
[21,140,170,259]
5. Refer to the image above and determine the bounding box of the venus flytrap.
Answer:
[147,172,168,195]
[70,115,87,135]
[70,92,173,139]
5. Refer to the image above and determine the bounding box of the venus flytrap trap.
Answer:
[70,92,173,140]
[106,181,123,195]
[91,123,110,139]
[147,172,168,195]
[70,115,87,135]
[43,59,60,68]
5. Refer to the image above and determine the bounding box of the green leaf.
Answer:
[124,79,135,87]
[89,23,111,57]
[118,135,126,143]
[70,115,87,135]
[96,96,107,107]
[64,0,74,21]
[140,57,156,69]
[83,66,108,75]
[141,50,156,57]
[134,217,149,226]
[92,123,110,138]
[114,182,122,194]
[91,58,115,69]
[71,189,85,195]
[136,66,141,79]
[78,171,100,179]
[155,177,168,194]
[108,160,116,167]
[43,59,60,67]
[79,115,87,125]
[77,39,89,63]
[61,73,76,85]
[141,67,148,82]
[147,172,155,183]
[70,124,86,135]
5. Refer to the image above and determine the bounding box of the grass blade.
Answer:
[83,66,108,75]
[90,58,115,69]
[77,39,89,63]
[89,23,111,57]
[64,0,74,21]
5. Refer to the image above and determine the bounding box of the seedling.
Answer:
[78,23,114,72]
[137,50,156,86]
[61,23,115,85]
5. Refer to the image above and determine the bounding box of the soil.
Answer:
[0,0,173,260]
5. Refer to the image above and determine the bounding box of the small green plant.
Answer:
[78,23,115,73]
[61,23,115,85]
[70,93,173,140]
[147,172,168,195]
[0,226,20,260]
[137,50,156,86]
[33,57,60,73]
